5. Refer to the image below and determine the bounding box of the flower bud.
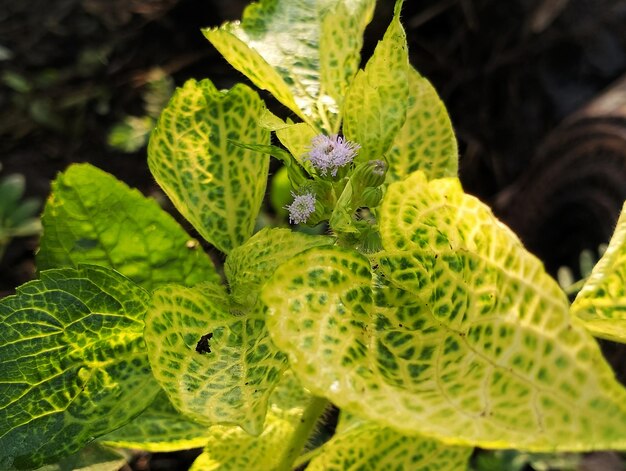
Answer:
[352,159,387,188]
[361,186,383,208]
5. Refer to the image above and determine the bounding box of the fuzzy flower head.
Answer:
[306,134,360,177]
[285,191,316,225]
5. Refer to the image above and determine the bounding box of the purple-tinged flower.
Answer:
[306,134,360,176]
[286,191,316,225]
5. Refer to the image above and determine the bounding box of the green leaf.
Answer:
[203,0,375,132]
[342,0,409,162]
[571,202,626,342]
[225,227,333,307]
[188,371,314,471]
[386,67,458,181]
[148,79,270,254]
[32,444,127,471]
[38,163,219,291]
[144,282,287,435]
[263,172,626,451]
[99,391,211,452]
[308,418,472,471]
[0,265,159,469]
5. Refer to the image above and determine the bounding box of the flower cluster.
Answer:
[285,191,316,225]
[306,134,360,176]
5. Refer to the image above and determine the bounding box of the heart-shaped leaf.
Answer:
[148,79,269,254]
[38,163,219,290]
[263,172,626,451]
[0,265,159,469]
[144,282,287,435]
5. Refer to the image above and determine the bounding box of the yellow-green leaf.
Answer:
[378,171,626,449]
[225,227,333,307]
[203,0,375,132]
[144,282,287,435]
[308,417,472,471]
[319,0,376,133]
[275,122,318,172]
[188,371,315,471]
[99,391,210,452]
[571,202,626,342]
[38,163,219,290]
[386,67,458,181]
[0,266,159,469]
[148,79,269,254]
[263,172,626,451]
[342,0,409,162]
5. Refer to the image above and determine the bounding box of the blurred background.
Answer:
[2,0,626,469]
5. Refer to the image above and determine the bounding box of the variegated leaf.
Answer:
[188,371,317,471]
[342,0,409,162]
[99,391,211,452]
[262,171,626,451]
[148,79,269,254]
[275,122,318,172]
[386,67,458,181]
[144,282,287,435]
[571,202,626,342]
[308,416,472,471]
[0,266,159,469]
[203,0,375,132]
[225,227,333,308]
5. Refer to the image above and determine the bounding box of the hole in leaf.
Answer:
[195,332,213,354]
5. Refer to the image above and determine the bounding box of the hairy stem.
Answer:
[275,395,328,471]
[292,445,325,469]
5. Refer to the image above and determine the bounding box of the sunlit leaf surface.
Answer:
[0,266,159,469]
[225,227,333,308]
[38,163,219,290]
[144,282,287,435]
[342,0,409,162]
[386,67,458,181]
[263,171,626,451]
[148,79,269,254]
[308,416,472,471]
[188,371,312,471]
[203,0,375,132]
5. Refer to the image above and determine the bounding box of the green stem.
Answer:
[292,445,325,470]
[276,395,328,471]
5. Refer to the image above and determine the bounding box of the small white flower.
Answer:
[306,134,360,176]
[285,191,316,225]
